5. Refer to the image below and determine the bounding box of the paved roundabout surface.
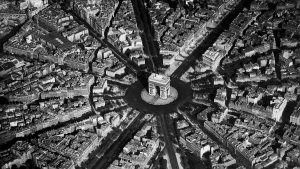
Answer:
[124,78,193,114]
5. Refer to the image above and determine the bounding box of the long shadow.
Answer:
[89,113,146,169]
[202,152,213,169]
[282,101,297,123]
[103,0,122,38]
[131,0,162,72]
[137,71,151,89]
[273,29,282,80]
[171,0,253,78]
[0,109,94,148]
[0,19,28,52]
[0,96,9,105]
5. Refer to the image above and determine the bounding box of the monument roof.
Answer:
[148,73,170,85]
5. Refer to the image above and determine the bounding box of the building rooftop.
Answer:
[38,32,74,51]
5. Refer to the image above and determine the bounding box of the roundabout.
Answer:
[124,77,193,114]
[141,87,178,105]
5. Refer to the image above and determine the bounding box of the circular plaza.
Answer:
[124,76,192,114]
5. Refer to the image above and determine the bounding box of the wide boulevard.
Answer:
[64,0,252,168]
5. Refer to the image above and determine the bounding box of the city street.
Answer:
[2,0,300,169]
[131,0,159,72]
[157,114,180,169]
[171,0,248,78]
[66,0,253,168]
[178,107,252,169]
[65,9,140,74]
[87,112,146,169]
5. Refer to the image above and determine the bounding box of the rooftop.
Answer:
[148,73,170,85]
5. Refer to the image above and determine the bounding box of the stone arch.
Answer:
[148,73,170,100]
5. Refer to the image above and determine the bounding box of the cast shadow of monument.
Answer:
[0,96,9,105]
[137,71,151,89]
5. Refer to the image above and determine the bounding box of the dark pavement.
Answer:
[63,0,252,168]
[65,9,140,75]
[171,0,251,79]
[131,0,161,72]
[157,114,180,169]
